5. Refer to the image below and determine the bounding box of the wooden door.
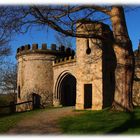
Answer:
[84,84,92,109]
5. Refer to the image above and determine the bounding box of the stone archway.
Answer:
[55,72,76,107]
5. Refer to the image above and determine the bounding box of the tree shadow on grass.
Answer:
[107,105,140,134]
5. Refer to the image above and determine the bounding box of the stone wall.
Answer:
[53,56,77,106]
[16,44,61,111]
[76,38,103,110]
[133,47,140,106]
[17,53,54,111]
[75,20,113,110]
[16,43,76,111]
[52,20,114,110]
[17,20,137,111]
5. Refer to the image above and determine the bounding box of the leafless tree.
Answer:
[0,63,17,102]
[55,33,73,48]
[1,5,138,111]
[0,7,15,57]
[0,6,33,57]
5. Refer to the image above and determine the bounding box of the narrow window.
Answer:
[18,86,20,98]
[86,39,91,55]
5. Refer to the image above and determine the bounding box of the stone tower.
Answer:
[75,20,114,110]
[16,43,65,111]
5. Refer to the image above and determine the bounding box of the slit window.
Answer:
[18,86,20,98]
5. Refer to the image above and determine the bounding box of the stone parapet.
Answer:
[16,43,71,59]
[76,19,113,40]
[53,56,76,66]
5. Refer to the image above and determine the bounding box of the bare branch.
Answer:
[86,5,111,15]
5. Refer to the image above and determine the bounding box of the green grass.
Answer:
[1,106,140,134]
[59,107,140,134]
[0,109,44,134]
[0,106,62,134]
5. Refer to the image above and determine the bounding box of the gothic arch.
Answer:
[54,71,76,106]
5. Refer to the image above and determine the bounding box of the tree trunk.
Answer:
[110,6,134,111]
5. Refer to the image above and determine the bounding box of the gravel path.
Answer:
[7,107,81,135]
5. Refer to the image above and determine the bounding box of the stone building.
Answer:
[16,20,140,111]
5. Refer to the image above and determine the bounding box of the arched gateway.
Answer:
[54,72,76,107]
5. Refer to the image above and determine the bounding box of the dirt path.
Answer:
[7,107,81,135]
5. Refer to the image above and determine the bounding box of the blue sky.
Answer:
[125,7,140,50]
[9,6,140,63]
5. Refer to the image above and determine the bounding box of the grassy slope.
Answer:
[0,107,59,134]
[59,107,140,134]
[0,109,43,134]
[1,107,140,134]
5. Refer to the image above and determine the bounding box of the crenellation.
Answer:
[64,57,68,61]
[59,45,65,52]
[51,44,57,50]
[25,44,30,51]
[71,50,75,57]
[65,47,71,56]
[21,46,25,51]
[54,55,76,65]
[76,19,112,40]
[42,43,47,50]
[32,44,38,50]
[16,44,74,56]
[16,43,70,59]
[59,58,63,62]
[17,48,20,53]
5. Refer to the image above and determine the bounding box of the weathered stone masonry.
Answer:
[133,43,140,106]
[16,20,140,111]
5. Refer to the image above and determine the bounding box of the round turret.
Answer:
[16,43,66,111]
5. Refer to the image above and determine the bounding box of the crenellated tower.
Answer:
[16,43,72,111]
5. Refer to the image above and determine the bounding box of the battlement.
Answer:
[53,55,76,66]
[76,19,113,39]
[16,43,75,59]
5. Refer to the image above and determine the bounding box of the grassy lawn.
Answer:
[0,106,61,134]
[59,107,140,134]
[1,106,140,134]
[0,109,44,134]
